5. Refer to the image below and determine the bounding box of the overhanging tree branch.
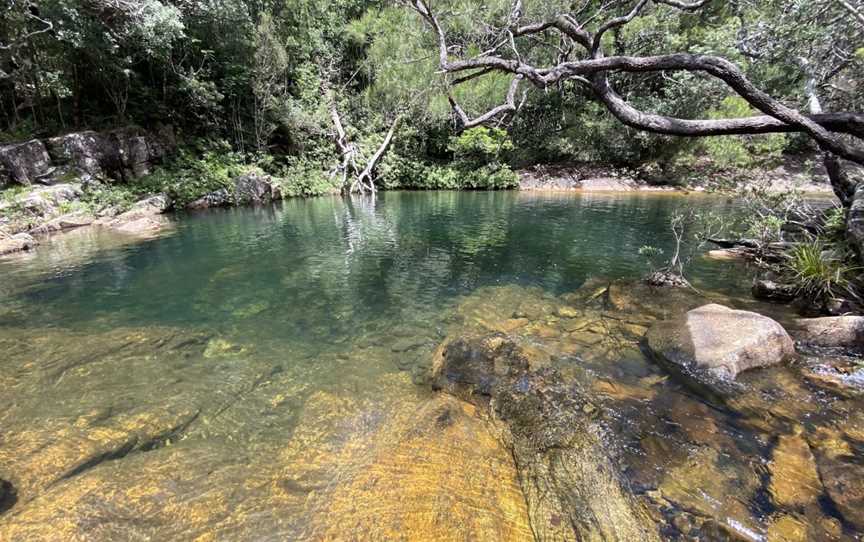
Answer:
[408,0,864,166]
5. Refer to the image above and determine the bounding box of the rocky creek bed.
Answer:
[0,192,861,541]
[0,279,862,541]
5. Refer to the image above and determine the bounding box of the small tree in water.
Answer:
[640,210,727,288]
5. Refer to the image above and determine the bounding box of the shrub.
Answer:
[137,142,247,206]
[448,127,513,165]
[701,97,788,169]
[784,240,859,304]
[275,156,341,197]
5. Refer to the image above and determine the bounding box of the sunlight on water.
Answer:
[0,192,860,540]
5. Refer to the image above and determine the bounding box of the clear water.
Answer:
[0,191,860,541]
[0,191,747,332]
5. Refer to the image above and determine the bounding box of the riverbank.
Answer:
[517,155,836,193]
[0,127,839,258]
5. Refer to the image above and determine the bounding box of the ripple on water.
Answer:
[0,192,860,540]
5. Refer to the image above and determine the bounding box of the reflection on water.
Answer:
[0,191,860,541]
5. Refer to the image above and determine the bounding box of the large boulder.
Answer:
[644,304,795,398]
[45,126,175,183]
[187,188,232,210]
[0,140,53,186]
[45,131,108,179]
[794,316,864,350]
[234,172,282,205]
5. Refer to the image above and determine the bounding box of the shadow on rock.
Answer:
[0,479,17,516]
[431,333,661,541]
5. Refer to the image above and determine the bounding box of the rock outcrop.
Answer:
[432,334,662,541]
[187,173,283,210]
[794,316,864,350]
[0,140,53,187]
[644,304,795,398]
[0,233,38,255]
[187,188,232,210]
[752,279,797,303]
[1,126,175,187]
[99,193,172,236]
[234,172,282,205]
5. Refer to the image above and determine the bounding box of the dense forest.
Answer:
[2,0,862,193]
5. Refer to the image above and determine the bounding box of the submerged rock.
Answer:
[432,334,662,541]
[705,248,751,261]
[794,316,864,350]
[752,279,797,303]
[818,455,864,530]
[0,478,16,515]
[768,429,823,509]
[644,304,795,398]
[657,446,762,539]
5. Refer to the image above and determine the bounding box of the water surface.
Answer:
[0,191,860,541]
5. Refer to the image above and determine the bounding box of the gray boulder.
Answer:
[752,279,797,303]
[794,316,864,350]
[45,131,107,179]
[0,140,53,186]
[101,193,171,234]
[644,304,795,398]
[18,184,83,215]
[234,172,282,205]
[187,188,232,210]
[45,126,175,183]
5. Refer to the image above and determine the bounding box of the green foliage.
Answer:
[784,241,859,304]
[701,97,788,169]
[274,158,341,197]
[80,185,142,213]
[734,183,813,246]
[822,207,847,239]
[139,143,247,206]
[638,245,666,273]
[448,127,513,164]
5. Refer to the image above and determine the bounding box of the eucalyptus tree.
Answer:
[405,0,864,256]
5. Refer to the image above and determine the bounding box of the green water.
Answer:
[0,191,746,333]
[0,191,860,541]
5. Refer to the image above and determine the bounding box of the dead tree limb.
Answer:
[327,92,400,195]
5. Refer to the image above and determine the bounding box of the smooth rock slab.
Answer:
[794,316,864,350]
[433,334,662,541]
[644,304,795,398]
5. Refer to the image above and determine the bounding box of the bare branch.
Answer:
[590,75,864,139]
[592,0,650,55]
[0,7,54,52]
[655,0,710,10]
[835,0,864,27]
[449,75,525,129]
[408,0,864,165]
